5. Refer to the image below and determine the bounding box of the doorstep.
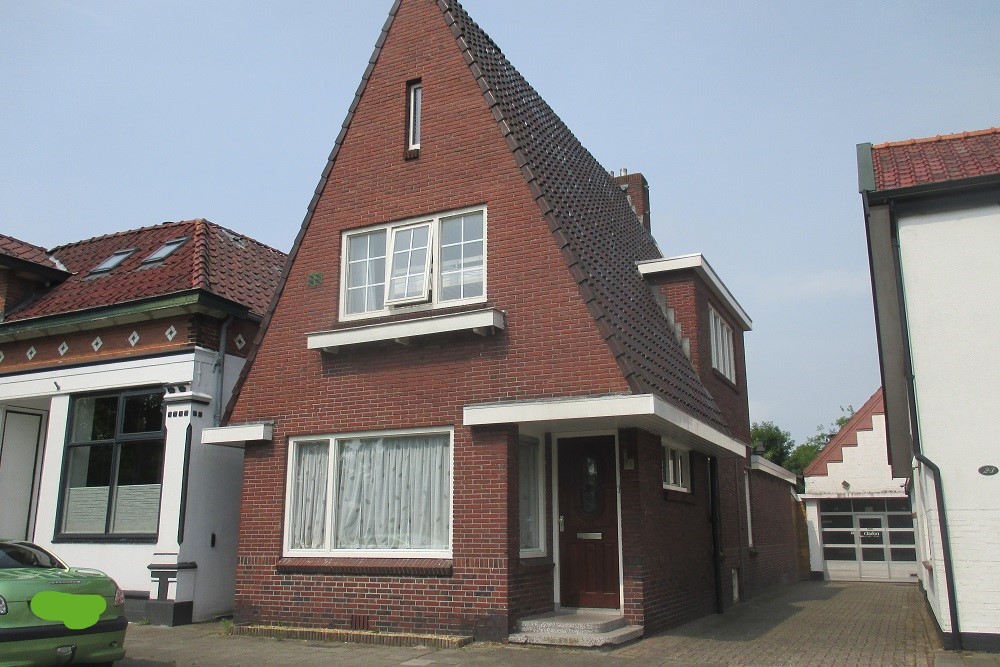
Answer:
[230,624,473,649]
[508,608,643,647]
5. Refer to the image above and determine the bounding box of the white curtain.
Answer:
[335,434,450,550]
[289,441,329,549]
[519,439,540,550]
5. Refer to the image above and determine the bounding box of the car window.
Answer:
[0,543,64,569]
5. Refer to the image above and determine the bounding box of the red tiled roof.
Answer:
[4,220,286,322]
[871,127,1000,191]
[0,234,56,268]
[804,388,884,477]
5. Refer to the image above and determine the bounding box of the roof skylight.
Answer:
[142,238,187,264]
[91,248,136,274]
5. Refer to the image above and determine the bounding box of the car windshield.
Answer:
[0,543,64,569]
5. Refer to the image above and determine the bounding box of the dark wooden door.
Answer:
[558,436,620,608]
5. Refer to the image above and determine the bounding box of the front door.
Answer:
[856,514,889,581]
[558,436,620,608]
[0,411,44,539]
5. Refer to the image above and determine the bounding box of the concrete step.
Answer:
[508,623,643,648]
[517,610,627,635]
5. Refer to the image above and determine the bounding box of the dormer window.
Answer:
[406,80,422,153]
[90,249,136,274]
[341,207,486,320]
[709,307,736,383]
[142,238,187,264]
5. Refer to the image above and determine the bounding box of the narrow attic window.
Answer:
[709,307,736,383]
[142,237,187,264]
[406,80,422,155]
[90,248,136,274]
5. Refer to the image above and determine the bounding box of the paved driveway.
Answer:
[122,581,942,666]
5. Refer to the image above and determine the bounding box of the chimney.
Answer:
[612,170,651,233]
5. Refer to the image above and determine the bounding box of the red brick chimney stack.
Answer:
[612,168,651,233]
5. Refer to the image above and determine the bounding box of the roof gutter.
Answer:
[0,289,257,343]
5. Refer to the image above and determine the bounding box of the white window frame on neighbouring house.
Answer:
[662,441,690,492]
[283,426,454,559]
[407,80,422,151]
[519,435,545,558]
[339,206,487,321]
[709,307,736,383]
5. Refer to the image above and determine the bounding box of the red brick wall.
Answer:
[228,0,628,640]
[0,269,39,318]
[743,468,801,595]
[620,429,718,632]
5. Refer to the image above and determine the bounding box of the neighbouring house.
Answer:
[801,388,917,583]
[0,220,285,625]
[204,0,800,644]
[859,127,1000,651]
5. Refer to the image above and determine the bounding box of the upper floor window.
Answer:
[59,389,165,539]
[341,207,486,320]
[709,307,736,383]
[407,80,422,152]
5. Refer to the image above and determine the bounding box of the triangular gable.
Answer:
[804,388,885,477]
[225,0,727,433]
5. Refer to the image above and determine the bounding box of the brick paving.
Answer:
[120,581,969,666]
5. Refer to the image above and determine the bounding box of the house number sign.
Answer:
[979,465,999,476]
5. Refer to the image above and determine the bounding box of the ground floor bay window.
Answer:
[285,428,452,557]
[58,388,166,539]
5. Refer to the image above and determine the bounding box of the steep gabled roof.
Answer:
[870,127,1000,191]
[804,388,884,477]
[3,220,285,323]
[444,1,727,431]
[225,0,728,432]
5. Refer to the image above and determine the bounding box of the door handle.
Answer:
[559,516,565,533]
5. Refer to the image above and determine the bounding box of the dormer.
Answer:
[0,234,70,321]
[638,253,752,442]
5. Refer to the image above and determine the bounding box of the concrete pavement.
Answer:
[119,581,988,666]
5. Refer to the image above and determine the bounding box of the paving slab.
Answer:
[121,581,951,666]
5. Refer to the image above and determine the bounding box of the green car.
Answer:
[0,540,126,666]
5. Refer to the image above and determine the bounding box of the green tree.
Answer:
[784,442,823,478]
[750,420,794,467]
[784,405,858,489]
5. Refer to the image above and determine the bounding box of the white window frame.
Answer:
[662,441,691,493]
[519,435,546,558]
[709,307,736,383]
[407,81,422,151]
[339,205,487,322]
[384,222,433,306]
[283,426,454,559]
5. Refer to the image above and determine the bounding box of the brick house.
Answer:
[0,220,285,625]
[801,388,918,583]
[207,0,800,644]
[859,127,1000,651]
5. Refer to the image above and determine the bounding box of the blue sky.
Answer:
[2,1,998,444]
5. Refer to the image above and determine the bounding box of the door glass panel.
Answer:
[891,548,917,562]
[823,547,856,561]
[862,548,886,561]
[854,499,886,513]
[859,517,881,528]
[821,514,852,528]
[580,456,601,517]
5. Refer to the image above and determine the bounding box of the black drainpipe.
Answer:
[709,456,725,613]
[889,203,962,650]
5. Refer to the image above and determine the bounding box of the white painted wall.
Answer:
[805,415,907,496]
[1,349,244,622]
[898,201,1000,636]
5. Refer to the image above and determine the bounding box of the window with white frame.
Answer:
[285,428,452,557]
[662,442,690,492]
[341,207,485,319]
[519,436,545,557]
[709,307,736,383]
[407,81,422,151]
